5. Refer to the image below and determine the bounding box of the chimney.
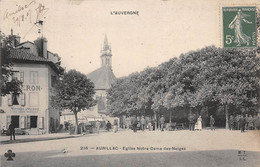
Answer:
[43,38,48,59]
[14,34,20,45]
[9,29,20,47]
[34,37,48,59]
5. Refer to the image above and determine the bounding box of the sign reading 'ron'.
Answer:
[222,6,257,48]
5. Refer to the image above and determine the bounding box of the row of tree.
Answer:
[107,46,260,128]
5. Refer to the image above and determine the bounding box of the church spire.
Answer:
[101,34,112,67]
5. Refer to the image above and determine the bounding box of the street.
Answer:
[1,129,260,167]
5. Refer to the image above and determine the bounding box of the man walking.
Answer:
[240,115,246,133]
[209,115,215,130]
[140,116,146,131]
[96,120,101,134]
[9,121,15,140]
[189,114,195,131]
[159,115,165,131]
[131,116,138,133]
[229,115,234,130]
[235,115,240,130]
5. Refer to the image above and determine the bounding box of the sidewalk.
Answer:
[0,129,110,145]
[0,133,82,145]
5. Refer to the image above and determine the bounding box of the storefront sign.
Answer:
[11,107,39,114]
[23,85,41,91]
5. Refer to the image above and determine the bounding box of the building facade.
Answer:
[0,31,63,134]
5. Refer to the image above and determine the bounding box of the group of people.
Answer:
[229,114,260,132]
[96,119,119,133]
[129,115,166,133]
[189,115,205,131]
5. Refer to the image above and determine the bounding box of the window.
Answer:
[30,71,38,84]
[7,93,25,106]
[8,93,19,105]
[12,71,24,82]
[51,75,57,87]
[29,92,39,107]
[12,71,19,80]
[20,72,24,82]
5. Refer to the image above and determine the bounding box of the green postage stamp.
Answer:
[222,6,257,48]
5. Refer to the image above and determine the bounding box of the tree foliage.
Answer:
[107,46,260,127]
[54,69,96,134]
[1,34,23,96]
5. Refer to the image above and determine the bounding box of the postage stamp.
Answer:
[222,6,257,48]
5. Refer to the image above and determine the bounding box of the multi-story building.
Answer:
[0,30,64,134]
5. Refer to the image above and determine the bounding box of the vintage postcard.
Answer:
[0,0,260,167]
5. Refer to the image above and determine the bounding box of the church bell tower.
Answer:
[100,34,112,67]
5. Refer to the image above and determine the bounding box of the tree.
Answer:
[54,69,96,134]
[0,32,23,97]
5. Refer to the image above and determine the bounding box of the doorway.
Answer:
[11,115,20,128]
[30,116,38,128]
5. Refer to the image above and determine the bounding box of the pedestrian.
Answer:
[159,115,165,131]
[254,114,260,130]
[245,114,249,130]
[209,115,215,131]
[248,115,254,130]
[235,115,240,130]
[96,120,101,134]
[229,115,234,130]
[189,114,195,131]
[113,119,118,133]
[197,115,202,131]
[147,117,152,131]
[131,116,138,133]
[151,117,156,131]
[239,115,246,133]
[9,121,15,140]
[140,116,146,131]
[106,121,112,131]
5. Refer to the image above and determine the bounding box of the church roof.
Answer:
[87,66,116,90]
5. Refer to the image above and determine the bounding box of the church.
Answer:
[60,35,117,126]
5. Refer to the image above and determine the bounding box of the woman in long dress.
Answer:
[228,9,252,46]
[197,115,202,131]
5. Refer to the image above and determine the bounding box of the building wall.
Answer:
[0,63,60,133]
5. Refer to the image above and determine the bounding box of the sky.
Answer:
[0,0,259,77]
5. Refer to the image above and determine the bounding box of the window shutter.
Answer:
[21,93,25,106]
[20,72,24,82]
[39,117,44,129]
[6,116,11,128]
[26,116,30,129]
[7,94,12,106]
[20,116,26,128]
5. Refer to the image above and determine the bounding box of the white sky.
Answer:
[0,0,258,77]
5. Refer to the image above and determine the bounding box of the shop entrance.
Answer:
[30,116,38,128]
[11,115,19,128]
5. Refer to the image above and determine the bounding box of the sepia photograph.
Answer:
[0,0,260,166]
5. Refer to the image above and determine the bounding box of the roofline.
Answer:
[12,59,64,74]
[16,41,34,47]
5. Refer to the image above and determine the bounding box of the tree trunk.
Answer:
[74,111,79,134]
[154,111,157,129]
[225,105,229,129]
[169,110,172,124]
